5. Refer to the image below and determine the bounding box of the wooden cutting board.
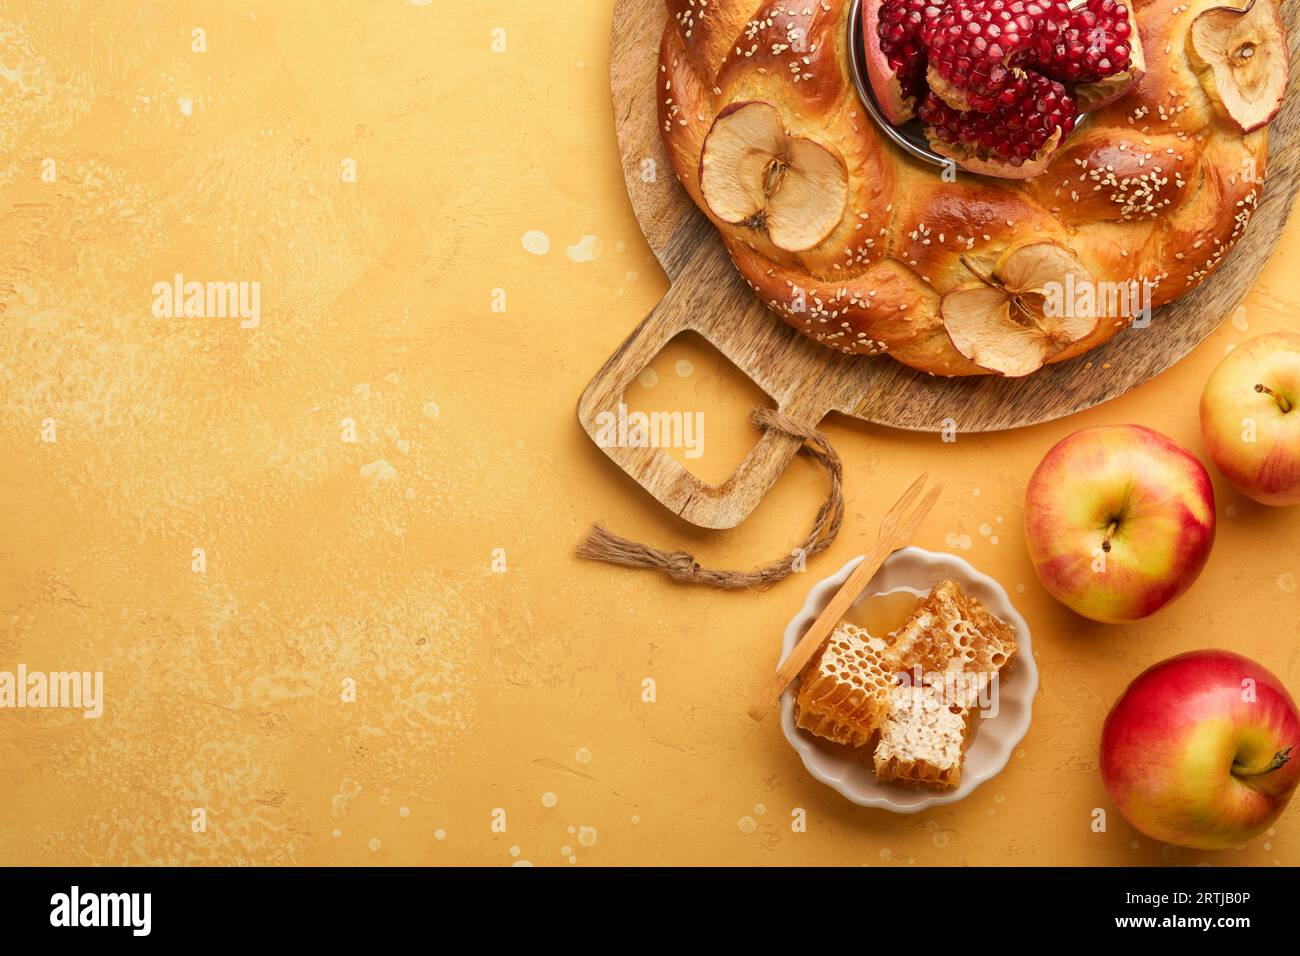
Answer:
[579,0,1300,530]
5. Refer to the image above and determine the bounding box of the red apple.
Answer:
[1024,425,1215,623]
[1101,650,1300,850]
[1200,332,1300,506]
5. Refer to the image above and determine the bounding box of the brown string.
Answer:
[576,407,844,590]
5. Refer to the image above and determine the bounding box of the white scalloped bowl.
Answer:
[780,547,1038,812]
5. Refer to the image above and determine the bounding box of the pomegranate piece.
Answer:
[1042,0,1135,83]
[918,72,1077,176]
[921,0,1069,112]
[865,0,944,123]
[863,0,1150,176]
[879,0,940,100]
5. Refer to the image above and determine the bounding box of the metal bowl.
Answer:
[845,0,949,170]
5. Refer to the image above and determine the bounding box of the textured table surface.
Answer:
[0,0,1297,866]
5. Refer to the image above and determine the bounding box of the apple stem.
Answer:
[1232,746,1293,778]
[1101,520,1119,553]
[1255,383,1293,413]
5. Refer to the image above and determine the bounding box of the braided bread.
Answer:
[657,0,1284,376]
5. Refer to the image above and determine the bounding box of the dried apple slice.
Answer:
[698,101,848,252]
[764,137,850,253]
[1188,0,1289,133]
[944,284,1057,377]
[697,102,787,224]
[942,242,1101,377]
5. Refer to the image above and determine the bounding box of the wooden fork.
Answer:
[747,473,942,722]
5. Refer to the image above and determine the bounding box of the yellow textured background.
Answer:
[1,0,1298,867]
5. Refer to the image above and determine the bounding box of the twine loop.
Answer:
[576,407,843,590]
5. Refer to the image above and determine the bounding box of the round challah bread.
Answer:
[657,0,1286,376]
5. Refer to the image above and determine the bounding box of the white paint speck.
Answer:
[521,230,550,255]
[566,235,603,263]
[360,459,397,483]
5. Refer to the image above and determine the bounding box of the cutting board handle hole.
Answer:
[618,331,777,486]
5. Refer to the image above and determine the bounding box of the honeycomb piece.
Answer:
[884,599,956,675]
[794,622,895,747]
[886,580,1017,701]
[946,582,1017,675]
[873,684,971,790]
